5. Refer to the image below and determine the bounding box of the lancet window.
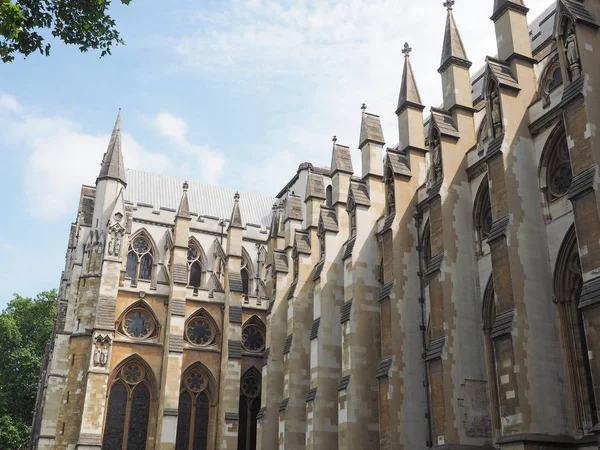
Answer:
[102,359,154,450]
[125,235,154,283]
[326,185,333,207]
[474,176,492,255]
[237,367,261,450]
[540,123,572,207]
[175,365,212,450]
[187,240,206,293]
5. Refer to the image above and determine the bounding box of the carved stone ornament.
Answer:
[490,90,502,138]
[93,334,112,368]
[565,28,581,81]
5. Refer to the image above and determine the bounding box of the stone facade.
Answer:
[30,1,600,449]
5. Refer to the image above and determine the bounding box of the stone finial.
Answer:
[439,0,471,73]
[361,103,367,112]
[397,42,424,114]
[333,135,337,143]
[234,191,240,201]
[444,0,455,10]
[402,42,412,57]
[183,181,189,191]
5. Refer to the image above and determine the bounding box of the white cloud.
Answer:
[155,112,188,144]
[0,92,21,113]
[0,99,227,221]
[168,0,554,179]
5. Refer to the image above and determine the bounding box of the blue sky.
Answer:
[0,0,552,309]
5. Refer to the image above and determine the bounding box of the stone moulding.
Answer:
[567,166,596,201]
[579,276,600,310]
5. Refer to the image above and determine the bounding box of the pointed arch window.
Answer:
[474,176,492,255]
[241,248,255,302]
[242,317,265,353]
[102,360,153,450]
[175,367,211,450]
[184,309,217,347]
[117,302,159,340]
[540,124,572,206]
[347,198,357,238]
[385,167,395,216]
[187,241,205,293]
[126,236,154,283]
[238,368,261,450]
[325,185,333,207]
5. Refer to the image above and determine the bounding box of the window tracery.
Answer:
[540,124,572,206]
[175,364,213,450]
[187,240,205,293]
[117,303,158,340]
[102,358,154,450]
[184,310,217,347]
[242,317,265,353]
[125,235,154,283]
[539,57,563,107]
[238,367,261,450]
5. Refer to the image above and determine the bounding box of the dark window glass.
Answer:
[193,393,209,450]
[186,318,214,346]
[238,396,248,450]
[175,391,192,450]
[126,252,138,279]
[326,186,332,207]
[249,395,260,450]
[190,261,202,289]
[126,383,150,450]
[242,325,265,352]
[549,68,563,90]
[241,269,249,298]
[102,381,127,450]
[139,254,153,280]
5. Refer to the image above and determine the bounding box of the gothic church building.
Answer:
[30,0,600,449]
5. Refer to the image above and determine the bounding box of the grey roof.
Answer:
[341,299,353,323]
[97,111,127,185]
[343,237,356,260]
[331,143,353,174]
[386,151,412,178]
[310,318,320,340]
[229,192,243,229]
[305,172,326,200]
[312,260,325,281]
[229,273,243,293]
[430,108,460,138]
[176,183,191,219]
[397,54,423,114]
[294,231,311,255]
[439,8,471,73]
[124,169,275,228]
[319,207,339,233]
[359,112,385,149]
[349,180,371,206]
[486,57,520,91]
[561,0,598,27]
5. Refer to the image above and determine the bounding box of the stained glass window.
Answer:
[102,381,127,450]
[175,391,192,450]
[126,383,150,450]
[126,236,153,283]
[193,393,209,450]
[189,262,202,289]
[139,254,153,280]
[125,252,138,279]
[186,316,214,346]
[242,324,265,353]
[123,310,155,339]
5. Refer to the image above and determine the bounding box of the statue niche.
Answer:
[487,80,503,138]
[429,128,443,186]
[93,334,111,368]
[564,26,581,81]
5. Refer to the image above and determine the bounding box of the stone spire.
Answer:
[176,181,191,219]
[397,42,424,115]
[491,0,528,21]
[438,0,472,74]
[97,110,126,186]
[229,191,243,229]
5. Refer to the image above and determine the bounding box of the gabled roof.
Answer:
[430,108,460,138]
[294,231,311,255]
[385,150,412,178]
[319,207,339,233]
[485,57,520,91]
[559,0,598,28]
[97,111,127,185]
[331,142,353,175]
[348,179,370,207]
[305,172,326,200]
[439,7,471,73]
[359,111,385,149]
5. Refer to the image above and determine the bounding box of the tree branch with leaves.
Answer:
[0,0,132,63]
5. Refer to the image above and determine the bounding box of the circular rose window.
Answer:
[242,325,265,352]
[185,370,207,393]
[186,317,214,346]
[123,309,155,339]
[241,376,260,398]
[121,363,144,384]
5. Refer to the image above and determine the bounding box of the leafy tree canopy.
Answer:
[0,0,132,63]
[0,290,56,449]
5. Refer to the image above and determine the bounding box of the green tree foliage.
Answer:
[0,290,57,449]
[0,0,132,62]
